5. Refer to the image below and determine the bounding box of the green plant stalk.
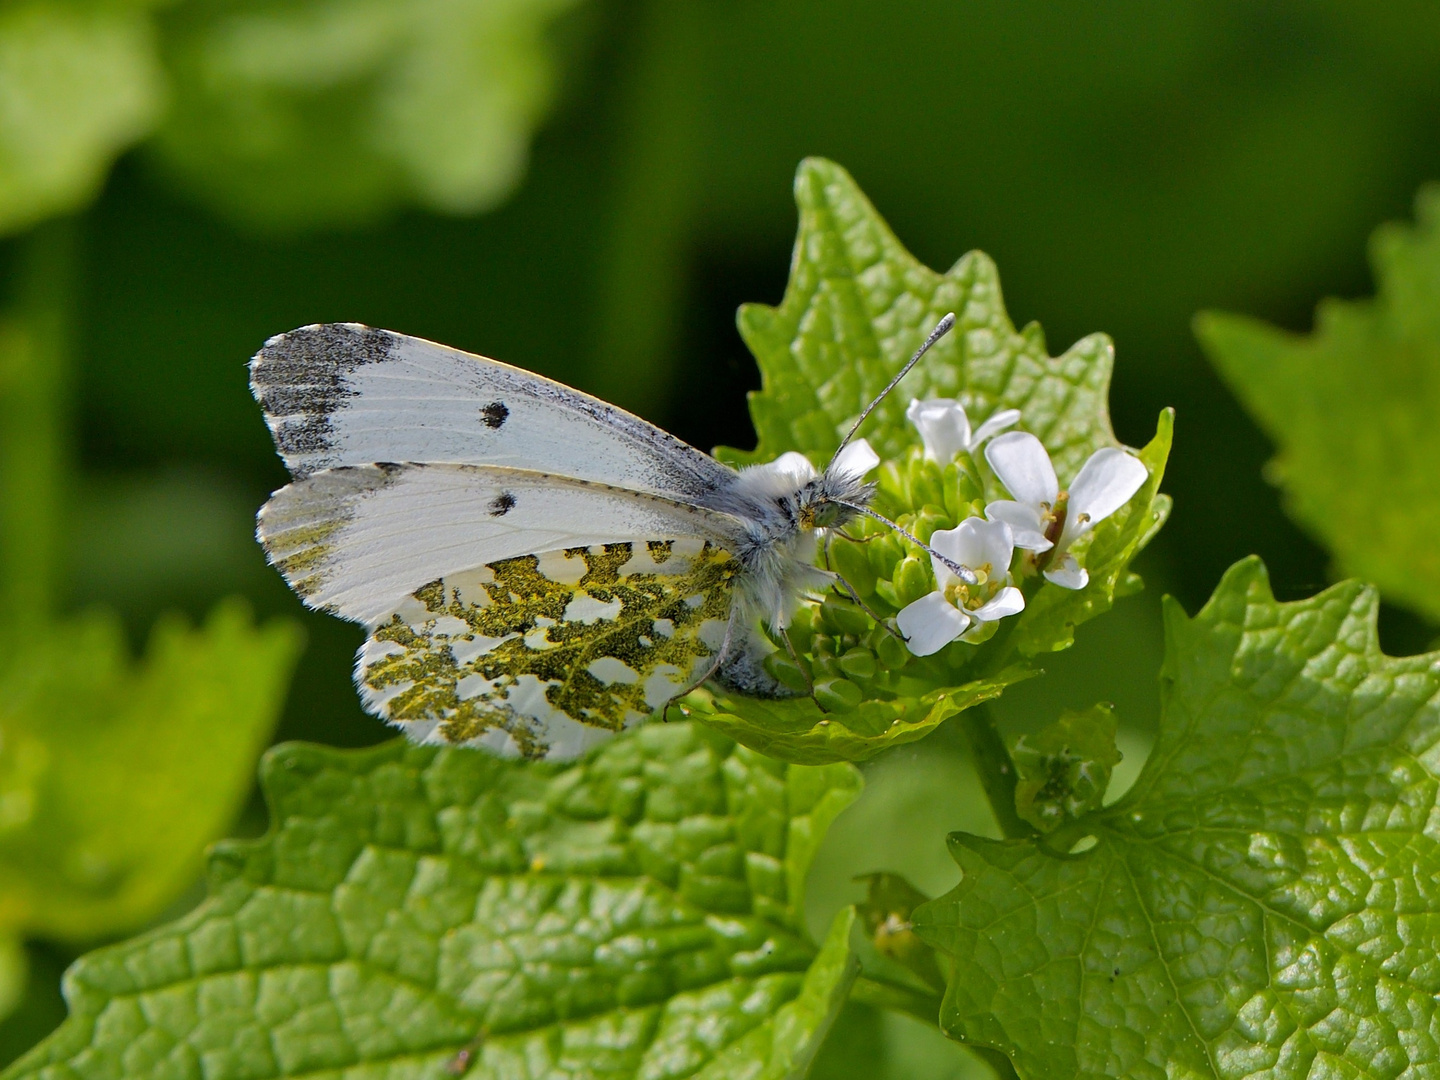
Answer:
[959,704,1034,840]
[0,218,78,622]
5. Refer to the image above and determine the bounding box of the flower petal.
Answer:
[832,437,880,479]
[985,500,1053,553]
[906,398,971,462]
[930,517,1014,583]
[970,585,1025,622]
[985,431,1059,506]
[1043,553,1088,590]
[896,591,971,656]
[1061,447,1149,548]
[767,451,818,482]
[967,407,1022,450]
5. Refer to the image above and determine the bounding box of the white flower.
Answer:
[743,438,879,492]
[831,438,880,479]
[984,432,1148,591]
[905,398,1021,462]
[895,517,1025,656]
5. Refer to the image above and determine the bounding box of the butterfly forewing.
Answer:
[257,462,742,625]
[357,540,737,759]
[250,323,735,501]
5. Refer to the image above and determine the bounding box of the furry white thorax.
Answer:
[706,445,877,630]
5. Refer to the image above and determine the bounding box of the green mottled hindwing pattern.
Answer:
[358,539,738,759]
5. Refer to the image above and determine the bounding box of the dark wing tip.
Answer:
[250,325,397,466]
[250,321,391,377]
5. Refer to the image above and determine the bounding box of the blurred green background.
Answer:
[4,1,1440,1075]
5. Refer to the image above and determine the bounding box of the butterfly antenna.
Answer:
[834,500,979,586]
[827,312,956,471]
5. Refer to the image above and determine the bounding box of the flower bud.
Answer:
[874,630,910,670]
[943,460,983,517]
[813,678,863,713]
[912,507,949,544]
[838,646,877,680]
[763,652,811,693]
[821,595,872,638]
[831,538,877,596]
[867,530,905,579]
[910,462,946,510]
[786,605,816,655]
[893,556,933,607]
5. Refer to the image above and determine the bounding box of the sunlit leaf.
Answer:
[152,0,581,229]
[0,601,301,944]
[0,3,163,234]
[915,557,1440,1079]
[701,160,1170,761]
[688,669,1033,766]
[3,724,862,1079]
[723,157,1125,483]
[1197,184,1440,624]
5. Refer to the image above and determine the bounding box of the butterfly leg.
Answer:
[823,535,904,642]
[663,608,739,722]
[829,574,904,640]
[780,627,815,695]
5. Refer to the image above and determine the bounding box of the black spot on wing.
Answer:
[250,323,394,472]
[489,491,516,516]
[480,401,509,429]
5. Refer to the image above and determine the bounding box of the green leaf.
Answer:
[686,667,1035,766]
[713,156,1170,709]
[152,0,581,229]
[1197,185,1440,624]
[0,3,163,234]
[0,601,301,944]
[1010,703,1121,834]
[1012,409,1173,656]
[724,157,1124,485]
[914,557,1440,1079]
[4,723,862,1080]
[765,906,862,1080]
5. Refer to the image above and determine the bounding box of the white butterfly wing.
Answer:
[257,462,744,626]
[250,323,736,501]
[355,538,738,762]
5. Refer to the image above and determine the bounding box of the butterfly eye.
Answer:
[812,502,844,528]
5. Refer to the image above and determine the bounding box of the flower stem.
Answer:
[959,704,1034,840]
[0,217,79,622]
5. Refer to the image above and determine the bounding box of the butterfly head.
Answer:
[729,441,877,540]
[800,461,877,531]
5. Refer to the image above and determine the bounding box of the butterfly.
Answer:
[251,314,964,759]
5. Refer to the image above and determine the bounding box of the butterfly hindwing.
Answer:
[250,323,735,501]
[356,540,739,759]
[257,462,741,625]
